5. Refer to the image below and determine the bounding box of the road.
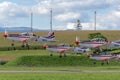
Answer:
[0,70,120,74]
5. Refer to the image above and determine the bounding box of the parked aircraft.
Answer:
[45,44,73,57]
[45,43,90,57]
[87,54,114,61]
[109,40,120,49]
[3,30,36,46]
[35,31,57,42]
[73,47,90,54]
[86,51,120,65]
[75,37,109,48]
[86,53,115,65]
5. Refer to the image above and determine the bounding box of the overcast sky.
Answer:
[0,0,120,30]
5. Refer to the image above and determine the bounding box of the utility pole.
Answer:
[94,11,96,31]
[50,8,52,32]
[31,12,33,32]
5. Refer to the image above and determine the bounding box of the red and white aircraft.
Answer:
[3,30,36,46]
[35,31,57,42]
[86,53,120,65]
[45,43,90,57]
[74,37,109,48]
[86,53,115,65]
[87,54,114,61]
[47,44,72,53]
[44,44,73,57]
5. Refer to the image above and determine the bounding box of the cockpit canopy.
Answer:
[20,32,36,37]
[91,38,107,42]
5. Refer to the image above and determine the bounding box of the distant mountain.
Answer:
[0,27,6,32]
[0,27,49,32]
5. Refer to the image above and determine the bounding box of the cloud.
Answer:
[54,12,80,22]
[95,10,120,30]
[0,0,120,30]
[66,23,76,30]
[33,4,49,15]
[0,1,29,20]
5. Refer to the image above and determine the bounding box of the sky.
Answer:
[0,0,120,30]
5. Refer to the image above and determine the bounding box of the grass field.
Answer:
[0,50,120,80]
[0,73,120,80]
[0,30,120,80]
[0,30,120,47]
[0,66,120,80]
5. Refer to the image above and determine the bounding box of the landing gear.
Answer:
[101,61,104,65]
[101,60,109,65]
[93,61,96,65]
[11,40,14,47]
[11,43,14,47]
[21,44,25,48]
[64,53,67,57]
[50,53,53,57]
[11,41,16,50]
[59,53,67,58]
[26,43,30,50]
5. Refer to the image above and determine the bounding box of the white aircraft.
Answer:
[109,40,120,49]
[45,43,90,57]
[35,31,57,42]
[45,44,73,57]
[87,54,114,61]
[3,31,36,46]
[73,47,90,54]
[47,44,72,53]
[75,37,109,48]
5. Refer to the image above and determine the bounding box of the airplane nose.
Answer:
[74,41,80,45]
[3,34,7,38]
[42,45,47,49]
[87,54,90,58]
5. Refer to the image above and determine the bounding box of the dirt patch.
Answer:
[0,56,16,61]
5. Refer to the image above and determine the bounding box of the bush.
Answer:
[88,33,107,40]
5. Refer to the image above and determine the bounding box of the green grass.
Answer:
[0,31,120,79]
[0,74,119,80]
[1,66,120,71]
[5,55,120,67]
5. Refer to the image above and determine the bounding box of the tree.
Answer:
[88,33,107,40]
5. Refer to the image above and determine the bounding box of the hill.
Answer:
[0,27,49,32]
[5,55,120,67]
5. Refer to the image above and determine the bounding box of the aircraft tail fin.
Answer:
[44,31,55,39]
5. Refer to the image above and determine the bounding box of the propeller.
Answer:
[3,30,8,38]
[42,43,47,49]
[74,36,80,45]
[86,53,91,58]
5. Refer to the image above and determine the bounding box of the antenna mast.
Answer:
[50,8,52,32]
[31,12,33,32]
[94,11,96,31]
